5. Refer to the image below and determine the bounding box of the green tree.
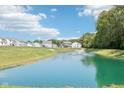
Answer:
[33,40,42,44]
[49,39,62,46]
[94,6,124,49]
[69,39,80,43]
[80,32,95,48]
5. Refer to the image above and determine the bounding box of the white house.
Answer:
[26,42,33,47]
[11,40,20,46]
[59,44,64,48]
[0,39,14,46]
[52,44,58,48]
[33,43,42,47]
[5,39,11,46]
[19,41,27,46]
[0,39,3,46]
[62,41,72,48]
[42,41,53,48]
[71,42,82,48]
[1,39,8,46]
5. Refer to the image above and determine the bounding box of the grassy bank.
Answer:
[0,47,56,69]
[0,47,76,69]
[104,84,124,88]
[0,85,30,88]
[55,48,78,52]
[85,48,124,60]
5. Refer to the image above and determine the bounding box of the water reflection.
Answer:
[0,51,124,87]
[82,55,124,87]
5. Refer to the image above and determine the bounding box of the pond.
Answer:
[0,50,124,88]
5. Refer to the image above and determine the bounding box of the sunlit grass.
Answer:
[104,84,124,88]
[0,46,56,69]
[85,48,124,60]
[0,85,30,88]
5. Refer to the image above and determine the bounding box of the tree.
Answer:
[33,40,42,44]
[80,32,95,48]
[49,39,62,46]
[69,39,80,43]
[94,6,124,49]
[27,40,32,43]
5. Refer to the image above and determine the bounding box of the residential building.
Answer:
[33,43,42,47]
[42,41,53,48]
[71,42,82,48]
[26,42,33,47]
[52,44,58,48]
[62,41,72,48]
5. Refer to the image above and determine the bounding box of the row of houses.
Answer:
[0,38,42,47]
[39,41,82,48]
[0,38,82,48]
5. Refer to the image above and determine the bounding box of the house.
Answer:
[42,41,53,48]
[10,39,17,46]
[59,44,63,48]
[10,40,27,47]
[33,42,42,47]
[61,41,72,48]
[10,40,21,46]
[52,44,58,48]
[26,42,33,47]
[71,42,82,48]
[1,39,8,46]
[5,39,11,46]
[19,41,27,46]
[0,39,3,46]
[0,38,13,46]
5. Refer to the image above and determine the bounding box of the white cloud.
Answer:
[39,13,47,19]
[78,5,114,19]
[50,8,58,12]
[0,5,59,37]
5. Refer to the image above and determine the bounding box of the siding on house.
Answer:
[72,42,82,48]
[33,43,42,47]
[52,44,58,48]
[62,41,72,48]
[42,41,53,48]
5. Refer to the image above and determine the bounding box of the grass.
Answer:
[0,85,30,88]
[0,46,57,69]
[104,84,124,88]
[55,48,78,52]
[85,48,124,60]
[0,46,77,70]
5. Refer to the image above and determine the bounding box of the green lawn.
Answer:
[0,46,56,69]
[0,47,76,69]
[85,48,124,60]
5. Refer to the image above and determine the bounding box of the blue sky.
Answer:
[0,5,113,40]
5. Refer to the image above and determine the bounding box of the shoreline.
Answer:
[0,52,56,70]
[0,47,77,70]
[104,84,124,88]
[85,48,124,60]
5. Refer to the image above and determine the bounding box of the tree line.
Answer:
[80,6,124,49]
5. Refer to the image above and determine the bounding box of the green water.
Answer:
[0,51,124,87]
[83,55,124,87]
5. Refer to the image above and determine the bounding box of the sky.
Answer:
[0,5,113,41]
